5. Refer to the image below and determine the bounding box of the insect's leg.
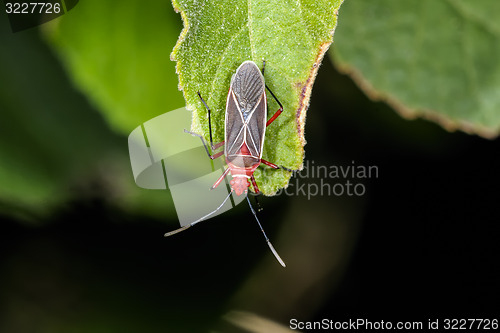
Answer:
[259,61,283,127]
[250,174,261,194]
[212,141,225,150]
[211,167,231,190]
[246,195,286,267]
[210,151,224,160]
[197,91,217,150]
[164,190,234,237]
[184,129,224,160]
[249,175,263,211]
[253,194,263,212]
[265,84,283,127]
[260,159,279,169]
[260,158,293,172]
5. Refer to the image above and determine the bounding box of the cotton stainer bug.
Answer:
[164,60,289,267]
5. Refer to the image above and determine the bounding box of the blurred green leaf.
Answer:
[332,0,500,139]
[171,0,345,195]
[0,10,177,222]
[0,20,116,220]
[45,0,184,134]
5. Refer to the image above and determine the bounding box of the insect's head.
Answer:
[230,177,250,196]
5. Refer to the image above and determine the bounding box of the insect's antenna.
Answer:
[246,195,286,267]
[197,91,215,150]
[164,190,234,237]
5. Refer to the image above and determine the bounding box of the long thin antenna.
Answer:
[164,190,234,237]
[246,196,286,267]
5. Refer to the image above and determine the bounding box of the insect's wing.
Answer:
[244,91,266,159]
[225,61,266,159]
[225,90,245,155]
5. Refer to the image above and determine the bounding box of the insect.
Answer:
[164,61,289,267]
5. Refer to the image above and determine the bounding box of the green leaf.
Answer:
[45,0,185,134]
[331,0,500,139]
[171,0,345,195]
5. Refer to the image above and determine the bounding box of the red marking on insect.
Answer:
[165,60,290,267]
[230,177,250,196]
[239,142,251,156]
